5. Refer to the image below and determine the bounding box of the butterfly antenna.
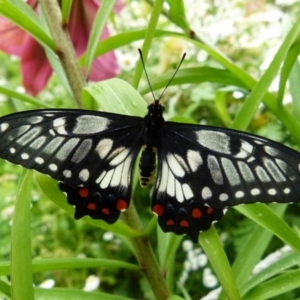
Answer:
[138,49,156,100]
[158,52,186,101]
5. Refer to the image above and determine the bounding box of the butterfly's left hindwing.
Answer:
[0,109,144,223]
[153,121,300,242]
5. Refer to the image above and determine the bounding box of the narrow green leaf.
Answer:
[289,52,300,121]
[243,269,300,300]
[0,1,56,51]
[61,0,73,24]
[236,204,300,253]
[11,170,34,300]
[231,14,300,131]
[132,0,165,89]
[241,251,300,295]
[85,0,116,76]
[0,258,139,275]
[0,279,11,298]
[199,227,241,300]
[166,0,189,31]
[34,287,136,300]
[0,86,52,108]
[232,204,286,286]
[82,78,147,116]
[277,40,300,104]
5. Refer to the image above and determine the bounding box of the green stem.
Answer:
[38,0,86,108]
[122,204,171,300]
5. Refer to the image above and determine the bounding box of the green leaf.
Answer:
[61,0,73,24]
[0,86,52,108]
[11,170,34,300]
[231,14,300,131]
[82,78,147,116]
[236,204,300,253]
[243,269,300,300]
[85,0,116,75]
[241,251,300,295]
[166,0,189,31]
[199,227,241,300]
[0,0,56,51]
[34,287,136,300]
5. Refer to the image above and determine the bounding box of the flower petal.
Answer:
[21,36,52,95]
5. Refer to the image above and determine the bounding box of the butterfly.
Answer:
[1,58,300,242]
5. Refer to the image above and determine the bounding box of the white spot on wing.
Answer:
[263,158,285,182]
[167,172,175,197]
[10,148,16,154]
[167,153,185,177]
[251,188,260,196]
[207,155,223,184]
[35,157,44,164]
[158,162,168,192]
[221,158,240,186]
[21,153,29,160]
[111,164,123,187]
[255,166,271,182]
[196,131,231,154]
[235,191,244,198]
[235,141,253,158]
[73,115,110,134]
[283,187,290,194]
[109,148,130,166]
[121,156,132,187]
[96,138,113,159]
[238,161,255,182]
[56,138,79,161]
[49,163,58,171]
[182,183,193,199]
[63,169,72,178]
[187,150,202,172]
[53,118,67,134]
[264,146,278,156]
[71,139,92,163]
[219,193,228,201]
[202,186,212,200]
[175,180,184,203]
[268,188,277,195]
[100,169,114,189]
[79,169,90,181]
[27,116,44,124]
[96,171,106,184]
[30,136,47,149]
[0,123,9,132]
[16,127,43,146]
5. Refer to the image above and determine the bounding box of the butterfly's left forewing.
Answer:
[153,121,300,242]
[0,109,144,223]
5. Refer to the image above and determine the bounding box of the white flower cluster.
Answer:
[179,240,218,289]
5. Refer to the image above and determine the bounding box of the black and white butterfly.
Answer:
[1,100,300,242]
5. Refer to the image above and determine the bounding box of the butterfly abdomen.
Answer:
[139,145,157,187]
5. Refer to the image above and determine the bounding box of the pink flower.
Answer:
[0,0,122,95]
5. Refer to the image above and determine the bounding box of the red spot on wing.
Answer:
[78,188,89,198]
[207,207,213,214]
[192,208,202,218]
[166,219,175,226]
[116,199,128,211]
[152,204,164,216]
[180,220,189,227]
[87,203,96,210]
[102,208,110,215]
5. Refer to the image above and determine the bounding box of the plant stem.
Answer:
[122,204,171,300]
[38,0,86,108]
